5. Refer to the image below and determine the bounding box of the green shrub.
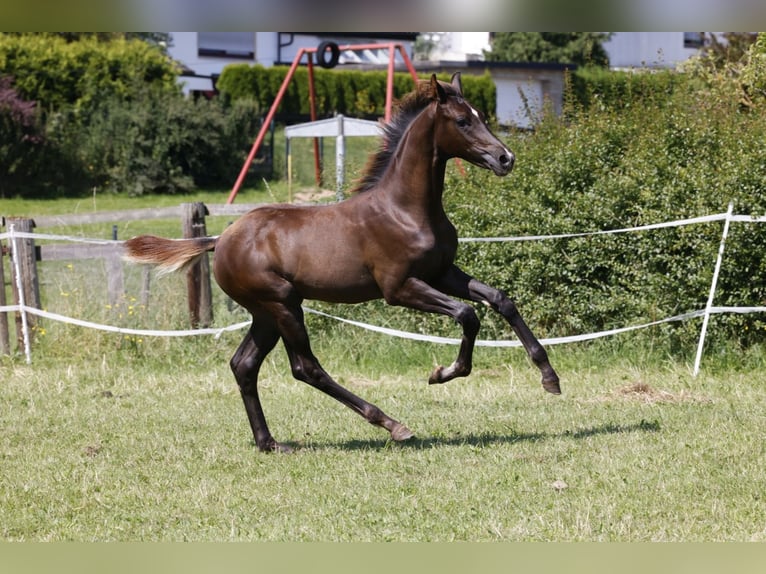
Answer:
[567,65,685,113]
[444,75,766,349]
[47,90,263,195]
[739,32,766,107]
[0,33,180,112]
[304,67,766,351]
[216,65,496,120]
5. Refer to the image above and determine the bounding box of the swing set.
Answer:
[225,41,420,204]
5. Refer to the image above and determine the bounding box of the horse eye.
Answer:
[456,117,469,128]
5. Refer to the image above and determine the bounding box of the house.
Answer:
[166,32,709,129]
[603,32,707,69]
[167,32,418,95]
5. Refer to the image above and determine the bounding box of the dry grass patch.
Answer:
[613,381,710,404]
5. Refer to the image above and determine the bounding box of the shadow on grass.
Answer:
[281,419,661,453]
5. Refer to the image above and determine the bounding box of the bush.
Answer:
[216,65,496,120]
[444,73,766,349]
[567,65,685,113]
[0,76,43,197]
[47,90,263,195]
[305,67,766,351]
[0,33,180,112]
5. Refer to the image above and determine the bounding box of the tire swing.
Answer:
[316,41,340,69]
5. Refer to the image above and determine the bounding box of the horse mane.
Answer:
[350,78,456,194]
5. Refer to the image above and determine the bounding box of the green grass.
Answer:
[2,329,766,541]
[2,167,766,541]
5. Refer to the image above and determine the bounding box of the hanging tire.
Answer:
[316,41,340,69]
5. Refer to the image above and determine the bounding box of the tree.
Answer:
[484,32,612,67]
[701,32,758,69]
[0,76,44,197]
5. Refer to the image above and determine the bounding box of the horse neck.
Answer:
[381,107,447,215]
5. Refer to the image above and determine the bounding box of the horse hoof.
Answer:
[542,378,561,395]
[428,366,444,385]
[259,440,294,453]
[391,423,415,442]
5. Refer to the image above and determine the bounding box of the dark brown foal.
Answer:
[124,73,560,452]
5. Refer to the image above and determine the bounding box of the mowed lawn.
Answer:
[2,332,764,542]
[2,185,765,542]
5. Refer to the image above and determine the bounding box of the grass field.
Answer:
[2,161,766,542]
[2,325,766,541]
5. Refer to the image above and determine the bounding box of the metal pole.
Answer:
[307,54,322,188]
[385,44,396,123]
[336,115,345,201]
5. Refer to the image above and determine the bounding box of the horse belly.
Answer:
[291,249,381,303]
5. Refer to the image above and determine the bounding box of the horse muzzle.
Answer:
[480,147,514,176]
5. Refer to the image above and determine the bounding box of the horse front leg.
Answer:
[385,276,481,385]
[435,265,561,395]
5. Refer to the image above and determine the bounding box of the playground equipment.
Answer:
[225,42,420,204]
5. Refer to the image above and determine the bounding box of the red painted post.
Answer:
[307,54,322,187]
[226,48,309,204]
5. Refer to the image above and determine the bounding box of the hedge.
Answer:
[567,65,686,112]
[307,69,766,351]
[216,64,497,120]
[0,33,180,111]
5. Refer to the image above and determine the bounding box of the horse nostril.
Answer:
[499,153,514,168]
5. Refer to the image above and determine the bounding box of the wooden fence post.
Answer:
[6,217,41,347]
[0,218,11,355]
[181,203,213,328]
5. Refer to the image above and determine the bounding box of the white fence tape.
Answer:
[2,209,766,370]
[0,304,251,339]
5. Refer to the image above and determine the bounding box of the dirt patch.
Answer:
[613,381,707,404]
[292,188,337,203]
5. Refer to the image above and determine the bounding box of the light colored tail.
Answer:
[123,235,217,276]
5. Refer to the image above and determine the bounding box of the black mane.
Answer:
[350,80,456,194]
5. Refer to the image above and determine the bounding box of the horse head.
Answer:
[430,73,515,176]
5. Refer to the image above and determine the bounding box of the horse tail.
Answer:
[123,235,218,276]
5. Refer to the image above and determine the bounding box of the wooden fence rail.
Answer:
[1,202,262,355]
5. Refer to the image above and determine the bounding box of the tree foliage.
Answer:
[0,33,179,112]
[484,32,612,67]
[0,77,44,198]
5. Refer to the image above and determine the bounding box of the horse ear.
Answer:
[451,72,463,96]
[430,74,448,103]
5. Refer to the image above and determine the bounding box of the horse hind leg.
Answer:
[231,321,288,452]
[272,302,414,444]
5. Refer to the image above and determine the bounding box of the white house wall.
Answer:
[603,32,704,69]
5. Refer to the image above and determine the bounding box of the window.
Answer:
[198,32,255,59]
[683,32,705,49]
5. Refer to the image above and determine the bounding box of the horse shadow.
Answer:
[276,419,662,453]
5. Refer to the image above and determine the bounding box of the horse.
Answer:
[124,73,560,453]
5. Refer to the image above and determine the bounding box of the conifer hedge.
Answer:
[216,64,496,119]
